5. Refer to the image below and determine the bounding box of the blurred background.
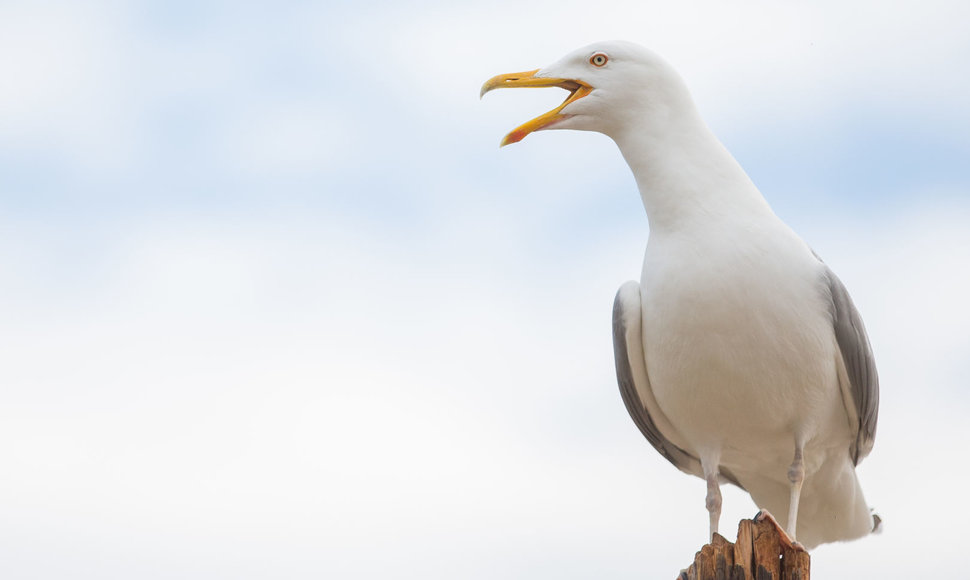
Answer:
[1,1,968,577]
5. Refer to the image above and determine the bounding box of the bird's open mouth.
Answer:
[480,70,592,146]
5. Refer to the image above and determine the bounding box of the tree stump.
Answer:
[677,511,810,580]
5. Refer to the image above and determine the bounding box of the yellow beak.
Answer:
[480,69,592,146]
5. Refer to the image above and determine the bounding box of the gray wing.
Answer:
[820,265,880,464]
[612,282,744,487]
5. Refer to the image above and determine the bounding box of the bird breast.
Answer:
[637,225,851,464]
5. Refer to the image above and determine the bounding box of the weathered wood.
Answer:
[694,542,714,580]
[679,514,809,580]
[733,519,755,580]
[752,516,782,579]
[781,547,810,580]
[711,534,733,580]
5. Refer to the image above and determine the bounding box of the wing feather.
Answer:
[820,265,880,464]
[612,282,744,488]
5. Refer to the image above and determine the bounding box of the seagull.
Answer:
[481,41,879,550]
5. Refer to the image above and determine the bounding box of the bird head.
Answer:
[481,41,691,146]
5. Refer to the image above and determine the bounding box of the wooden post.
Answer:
[678,511,810,580]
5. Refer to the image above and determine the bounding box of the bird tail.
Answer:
[871,510,883,534]
[792,457,875,549]
[739,456,875,550]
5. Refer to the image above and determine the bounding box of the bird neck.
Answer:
[610,111,774,234]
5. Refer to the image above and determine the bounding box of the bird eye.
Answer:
[590,53,608,67]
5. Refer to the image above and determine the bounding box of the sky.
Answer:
[1,0,969,578]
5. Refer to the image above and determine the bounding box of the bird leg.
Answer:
[704,470,722,540]
[786,445,805,541]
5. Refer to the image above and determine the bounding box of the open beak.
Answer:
[480,69,592,146]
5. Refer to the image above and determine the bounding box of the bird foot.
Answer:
[754,510,806,552]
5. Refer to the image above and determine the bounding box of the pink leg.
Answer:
[786,445,805,541]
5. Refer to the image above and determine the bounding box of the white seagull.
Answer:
[481,41,879,550]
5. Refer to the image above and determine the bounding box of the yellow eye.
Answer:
[590,53,608,67]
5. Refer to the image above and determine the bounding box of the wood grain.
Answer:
[679,515,809,580]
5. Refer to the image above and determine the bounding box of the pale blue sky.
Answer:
[1,1,969,578]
